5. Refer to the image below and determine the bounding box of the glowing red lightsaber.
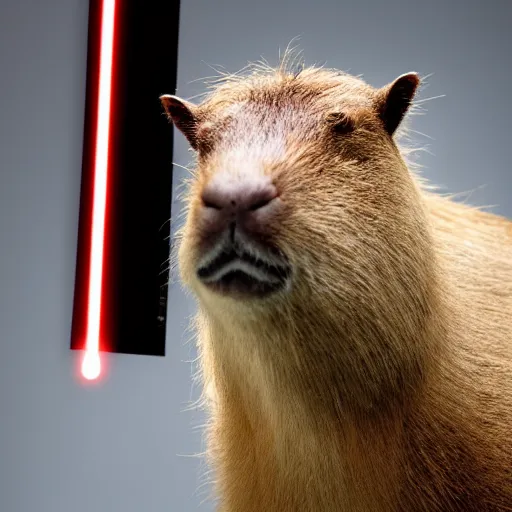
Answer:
[81,0,117,380]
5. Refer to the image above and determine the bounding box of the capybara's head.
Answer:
[161,63,437,345]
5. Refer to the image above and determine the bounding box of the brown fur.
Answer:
[162,54,512,511]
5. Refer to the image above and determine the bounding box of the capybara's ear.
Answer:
[160,94,200,150]
[375,72,420,136]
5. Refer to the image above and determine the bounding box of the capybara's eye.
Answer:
[326,112,356,135]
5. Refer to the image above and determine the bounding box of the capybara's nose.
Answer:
[199,176,280,238]
[201,177,278,213]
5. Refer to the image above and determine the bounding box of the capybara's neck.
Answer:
[198,269,509,511]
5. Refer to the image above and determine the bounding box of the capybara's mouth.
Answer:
[196,246,291,298]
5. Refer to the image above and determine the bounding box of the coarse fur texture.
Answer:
[161,51,512,511]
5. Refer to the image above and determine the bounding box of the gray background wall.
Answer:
[0,0,510,511]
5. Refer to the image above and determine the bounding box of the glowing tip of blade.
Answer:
[81,350,101,380]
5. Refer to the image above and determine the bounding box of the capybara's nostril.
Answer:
[201,197,222,210]
[247,195,275,211]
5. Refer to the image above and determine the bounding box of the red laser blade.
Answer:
[81,0,117,381]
